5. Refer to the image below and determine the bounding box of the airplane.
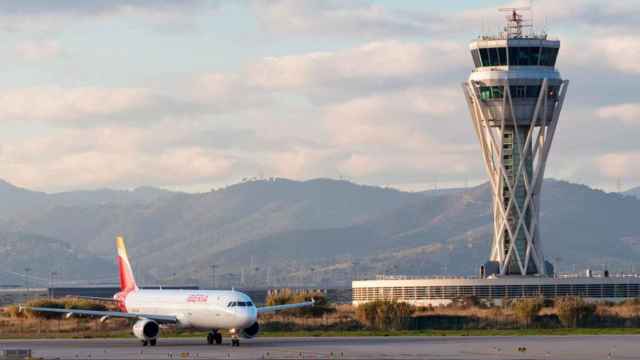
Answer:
[23,236,313,347]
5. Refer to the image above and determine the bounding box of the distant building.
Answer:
[354,274,640,306]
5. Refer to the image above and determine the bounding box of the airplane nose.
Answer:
[243,307,257,327]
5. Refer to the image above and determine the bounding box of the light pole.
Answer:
[24,267,31,301]
[209,265,218,290]
[49,271,58,299]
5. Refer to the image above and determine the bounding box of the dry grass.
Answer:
[4,299,640,338]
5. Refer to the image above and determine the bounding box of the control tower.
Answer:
[462,9,569,277]
[353,7,640,308]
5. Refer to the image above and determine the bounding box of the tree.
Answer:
[555,297,596,327]
[511,297,544,326]
[355,300,415,330]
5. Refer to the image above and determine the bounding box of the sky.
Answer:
[0,0,639,193]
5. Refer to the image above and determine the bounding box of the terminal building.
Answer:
[352,8,640,306]
[353,273,640,307]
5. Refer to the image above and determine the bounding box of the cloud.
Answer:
[595,152,640,179]
[0,0,215,32]
[598,103,640,125]
[246,40,465,103]
[15,40,62,61]
[591,36,640,74]
[0,75,272,125]
[251,0,444,38]
[324,86,458,147]
[0,126,235,190]
[0,86,158,123]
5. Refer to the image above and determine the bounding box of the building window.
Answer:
[510,86,526,98]
[479,48,490,67]
[471,49,481,67]
[492,86,504,99]
[508,47,541,66]
[526,86,541,98]
[540,47,559,66]
[498,47,507,66]
[480,86,505,100]
[474,47,508,67]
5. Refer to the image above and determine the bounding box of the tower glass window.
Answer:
[480,86,504,100]
[498,48,507,65]
[471,49,481,67]
[479,48,489,66]
[488,48,499,66]
[508,47,541,66]
[473,48,508,67]
[540,47,559,66]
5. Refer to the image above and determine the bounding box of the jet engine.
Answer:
[240,322,260,339]
[132,319,160,341]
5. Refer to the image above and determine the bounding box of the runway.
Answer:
[1,335,636,359]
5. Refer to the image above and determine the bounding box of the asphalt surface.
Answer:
[1,336,637,359]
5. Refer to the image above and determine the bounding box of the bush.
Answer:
[266,289,335,317]
[355,300,415,331]
[511,297,544,326]
[555,297,596,327]
[4,305,23,318]
[451,296,484,309]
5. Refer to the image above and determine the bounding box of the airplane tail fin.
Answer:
[116,236,138,292]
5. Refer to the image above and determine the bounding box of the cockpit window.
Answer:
[228,300,254,307]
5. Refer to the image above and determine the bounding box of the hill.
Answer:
[1,178,640,288]
[625,186,640,198]
[0,232,115,285]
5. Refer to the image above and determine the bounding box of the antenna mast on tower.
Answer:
[498,7,532,38]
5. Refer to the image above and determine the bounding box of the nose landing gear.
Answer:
[229,328,241,347]
[206,330,223,345]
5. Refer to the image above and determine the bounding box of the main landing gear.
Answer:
[142,339,157,346]
[207,330,223,345]
[231,338,240,347]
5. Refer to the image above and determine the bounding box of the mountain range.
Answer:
[1,178,640,288]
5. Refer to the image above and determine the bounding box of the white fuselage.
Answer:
[122,289,257,330]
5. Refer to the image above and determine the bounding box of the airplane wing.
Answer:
[69,296,119,302]
[23,306,177,324]
[257,300,314,315]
